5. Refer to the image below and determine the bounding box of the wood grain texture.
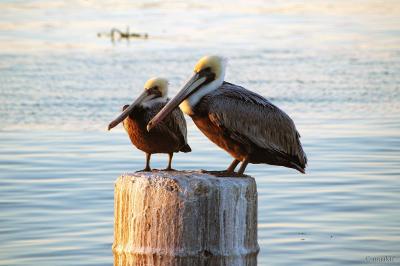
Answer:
[113,171,259,266]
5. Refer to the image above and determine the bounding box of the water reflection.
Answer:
[1,0,400,265]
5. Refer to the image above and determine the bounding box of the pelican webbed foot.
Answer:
[136,167,152,172]
[163,167,176,171]
[200,169,247,177]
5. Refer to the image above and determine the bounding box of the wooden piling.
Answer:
[112,171,259,266]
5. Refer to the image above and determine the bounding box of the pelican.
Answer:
[108,77,191,171]
[147,56,307,175]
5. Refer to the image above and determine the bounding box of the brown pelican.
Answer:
[108,77,191,171]
[147,56,307,175]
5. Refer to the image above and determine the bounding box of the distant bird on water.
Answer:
[147,56,307,175]
[108,77,191,171]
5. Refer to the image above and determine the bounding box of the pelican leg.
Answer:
[226,159,240,173]
[139,153,151,172]
[164,153,175,171]
[237,159,249,175]
[201,159,240,177]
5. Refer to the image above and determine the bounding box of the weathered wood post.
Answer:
[112,171,259,266]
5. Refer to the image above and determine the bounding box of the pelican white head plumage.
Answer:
[144,77,169,98]
[147,56,226,130]
[108,77,169,130]
[179,56,227,115]
[142,77,169,108]
[194,55,227,81]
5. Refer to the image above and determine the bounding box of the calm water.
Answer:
[1,1,400,265]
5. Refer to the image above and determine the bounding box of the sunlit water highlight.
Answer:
[0,1,399,265]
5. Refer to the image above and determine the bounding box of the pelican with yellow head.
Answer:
[148,56,307,175]
[108,77,191,171]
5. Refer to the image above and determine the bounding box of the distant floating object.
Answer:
[148,56,307,175]
[97,26,148,41]
[108,77,191,171]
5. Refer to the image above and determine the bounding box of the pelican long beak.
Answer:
[108,90,149,131]
[147,71,213,131]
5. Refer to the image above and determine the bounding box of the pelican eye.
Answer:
[201,67,212,73]
[148,86,162,97]
[198,67,216,82]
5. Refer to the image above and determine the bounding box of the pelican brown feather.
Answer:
[123,100,191,154]
[193,82,307,172]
